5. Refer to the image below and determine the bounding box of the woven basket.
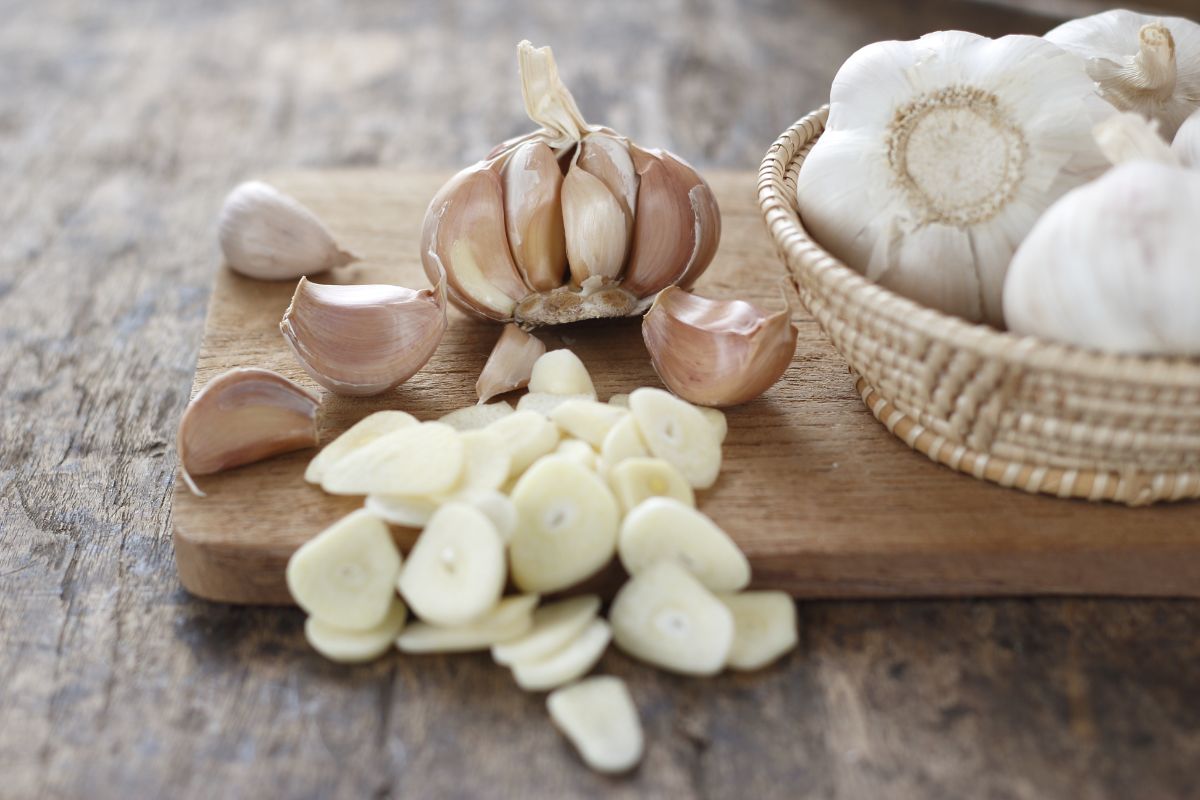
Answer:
[758,107,1200,506]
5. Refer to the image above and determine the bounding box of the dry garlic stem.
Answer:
[477,324,546,403]
[280,276,447,397]
[177,367,319,496]
[219,181,357,280]
[643,287,797,407]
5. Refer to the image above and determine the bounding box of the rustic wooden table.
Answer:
[2,1,1197,798]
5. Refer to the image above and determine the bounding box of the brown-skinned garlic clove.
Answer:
[476,324,547,403]
[280,275,447,397]
[577,134,639,239]
[503,141,568,292]
[562,158,629,285]
[218,181,357,281]
[619,147,700,299]
[176,367,320,496]
[642,286,797,407]
[659,152,722,290]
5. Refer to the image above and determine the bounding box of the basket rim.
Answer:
[757,106,1200,388]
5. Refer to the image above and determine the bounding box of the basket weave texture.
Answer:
[758,107,1200,506]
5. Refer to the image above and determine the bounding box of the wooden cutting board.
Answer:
[172,170,1200,605]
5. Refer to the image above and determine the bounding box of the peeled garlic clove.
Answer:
[599,413,649,474]
[562,161,629,285]
[421,161,532,321]
[439,401,514,431]
[305,597,408,664]
[629,387,722,489]
[609,560,734,676]
[717,592,798,671]
[364,493,438,528]
[218,181,357,281]
[509,456,620,593]
[511,618,612,692]
[547,677,643,774]
[177,367,319,496]
[486,409,562,477]
[618,497,750,592]
[548,399,629,448]
[476,324,546,403]
[503,141,568,291]
[577,134,639,239]
[396,503,507,627]
[492,595,601,666]
[528,349,596,397]
[280,277,447,397]
[609,457,694,514]
[321,422,464,496]
[555,438,599,471]
[618,147,697,298]
[305,410,418,484]
[285,509,402,630]
[396,594,539,653]
[643,287,796,408]
[659,152,721,289]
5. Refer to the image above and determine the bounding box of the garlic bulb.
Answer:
[280,274,447,397]
[796,31,1114,327]
[1003,114,1200,354]
[642,287,797,407]
[1046,10,1200,141]
[219,181,357,280]
[422,41,720,327]
[1173,107,1200,167]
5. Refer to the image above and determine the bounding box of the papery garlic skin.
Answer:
[796,31,1114,327]
[1173,108,1200,167]
[219,181,357,281]
[476,324,546,403]
[1046,10,1200,141]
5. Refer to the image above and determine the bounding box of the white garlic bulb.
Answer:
[1046,9,1200,141]
[1003,114,1200,355]
[796,31,1115,327]
[1173,107,1200,167]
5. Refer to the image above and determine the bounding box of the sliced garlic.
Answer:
[177,367,320,497]
[517,392,595,417]
[285,509,402,631]
[717,592,798,671]
[618,498,749,592]
[218,181,357,281]
[528,349,597,397]
[547,677,644,774]
[439,401,514,431]
[555,438,599,471]
[305,597,408,664]
[280,277,447,397]
[477,324,547,403]
[509,456,620,593]
[396,594,539,653]
[609,560,734,676]
[502,141,567,291]
[599,413,649,474]
[396,502,507,627]
[608,458,695,514]
[321,422,464,496]
[629,387,722,489]
[364,493,438,529]
[511,618,612,691]
[492,595,601,666]
[457,489,518,542]
[447,429,512,494]
[698,406,727,442]
[607,393,630,408]
[548,399,629,448]
[486,409,561,477]
[305,410,418,484]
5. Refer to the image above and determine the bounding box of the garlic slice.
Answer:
[528,349,597,397]
[321,422,464,496]
[305,597,408,664]
[629,387,722,489]
[285,509,402,631]
[509,456,620,593]
[457,489,518,542]
[717,592,798,671]
[439,401,514,431]
[486,409,561,477]
[396,502,507,627]
[476,324,547,403]
[698,406,728,443]
[609,561,734,676]
[548,399,629,448]
[618,498,750,592]
[511,618,612,691]
[599,414,650,475]
[517,392,595,417]
[608,458,695,514]
[555,438,599,471]
[547,677,644,774]
[218,181,357,281]
[443,429,512,494]
[177,367,320,497]
[364,493,439,529]
[492,595,602,666]
[643,287,797,407]
[607,393,630,408]
[396,594,539,653]
[305,410,418,485]
[280,277,447,397]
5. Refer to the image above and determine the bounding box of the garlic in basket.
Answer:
[1003,113,1200,355]
[796,31,1114,327]
[1046,9,1200,141]
[1174,108,1200,167]
[421,41,720,327]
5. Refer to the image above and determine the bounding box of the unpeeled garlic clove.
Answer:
[476,324,547,403]
[577,134,639,240]
[562,157,629,285]
[659,152,721,289]
[280,276,447,397]
[177,367,320,497]
[218,182,358,281]
[503,141,568,291]
[619,147,699,298]
[643,287,797,408]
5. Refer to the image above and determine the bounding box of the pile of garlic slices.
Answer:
[286,348,798,775]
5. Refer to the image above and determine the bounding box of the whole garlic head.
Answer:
[1173,107,1200,167]
[796,31,1114,327]
[421,41,720,328]
[1046,9,1200,141]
